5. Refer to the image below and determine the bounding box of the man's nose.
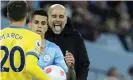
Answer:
[38,24,42,28]
[56,17,60,22]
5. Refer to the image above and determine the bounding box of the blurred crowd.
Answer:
[1,1,133,80]
[97,66,133,80]
[2,1,133,52]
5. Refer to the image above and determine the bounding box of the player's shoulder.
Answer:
[1,27,9,32]
[45,40,60,49]
[73,29,82,38]
[24,29,38,35]
[45,40,62,54]
[0,28,11,35]
[24,29,41,38]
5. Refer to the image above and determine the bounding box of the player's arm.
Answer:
[54,46,68,73]
[25,36,50,80]
[54,46,76,80]
[26,53,49,80]
[67,67,76,80]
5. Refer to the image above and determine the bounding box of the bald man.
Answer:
[45,4,90,80]
[48,4,67,34]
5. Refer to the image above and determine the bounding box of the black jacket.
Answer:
[45,18,90,80]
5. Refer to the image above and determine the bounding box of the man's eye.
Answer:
[60,15,64,18]
[52,15,57,18]
[41,21,46,25]
[34,21,39,24]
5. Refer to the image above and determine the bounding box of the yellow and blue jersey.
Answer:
[0,26,49,80]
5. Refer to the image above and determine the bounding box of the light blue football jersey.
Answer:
[38,40,68,73]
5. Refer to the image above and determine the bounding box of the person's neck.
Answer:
[41,35,45,46]
[41,35,45,51]
[41,34,45,41]
[10,21,25,27]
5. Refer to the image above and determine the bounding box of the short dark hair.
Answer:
[31,9,48,19]
[129,65,133,75]
[107,67,117,76]
[7,1,28,21]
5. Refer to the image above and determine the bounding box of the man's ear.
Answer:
[45,25,48,32]
[26,13,28,18]
[65,16,68,24]
[7,13,10,20]
[28,22,31,29]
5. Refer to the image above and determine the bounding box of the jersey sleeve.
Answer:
[25,34,50,80]
[54,46,68,73]
[26,34,42,59]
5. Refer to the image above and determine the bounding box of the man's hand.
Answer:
[65,50,75,68]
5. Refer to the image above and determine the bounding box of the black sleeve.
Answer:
[74,30,90,80]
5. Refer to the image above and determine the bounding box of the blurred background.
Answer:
[1,1,133,80]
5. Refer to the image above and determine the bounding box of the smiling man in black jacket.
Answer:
[46,4,90,80]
